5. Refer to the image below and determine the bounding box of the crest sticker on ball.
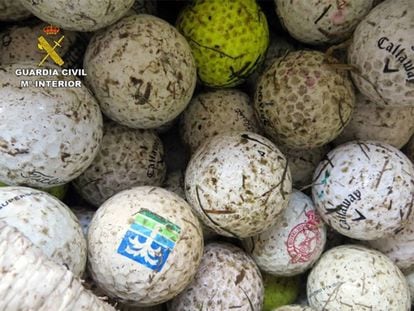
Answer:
[287,210,322,263]
[117,209,181,272]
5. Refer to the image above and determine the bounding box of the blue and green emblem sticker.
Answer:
[117,209,181,272]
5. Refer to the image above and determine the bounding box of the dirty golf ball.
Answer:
[0,63,103,188]
[307,245,411,310]
[84,14,196,129]
[334,92,414,148]
[275,0,373,45]
[168,242,264,311]
[19,0,134,32]
[0,187,87,277]
[88,187,203,306]
[254,50,355,149]
[313,141,414,240]
[244,190,326,276]
[0,0,31,21]
[185,132,292,238]
[73,122,166,207]
[180,89,261,153]
[348,0,414,106]
[176,0,269,88]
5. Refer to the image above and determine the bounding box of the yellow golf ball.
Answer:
[177,0,269,88]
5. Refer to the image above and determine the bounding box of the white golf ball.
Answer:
[88,186,203,306]
[312,140,414,240]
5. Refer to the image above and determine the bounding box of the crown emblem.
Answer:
[43,25,60,35]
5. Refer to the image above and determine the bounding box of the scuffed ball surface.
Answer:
[307,245,411,310]
[334,92,414,148]
[348,0,414,106]
[88,187,203,306]
[244,190,326,276]
[19,0,134,32]
[169,242,264,311]
[0,63,103,188]
[73,122,166,207]
[84,14,196,129]
[180,89,260,153]
[185,132,292,238]
[176,0,269,87]
[276,0,373,45]
[313,141,414,240]
[254,50,355,149]
[0,187,87,277]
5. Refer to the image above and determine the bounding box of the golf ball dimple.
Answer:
[168,242,264,311]
[348,0,414,106]
[19,0,134,32]
[275,0,373,45]
[312,140,414,240]
[334,92,414,148]
[0,63,103,188]
[243,190,326,277]
[88,186,203,306]
[307,245,411,311]
[73,122,166,207]
[254,50,355,149]
[185,132,292,238]
[176,0,269,88]
[0,186,87,277]
[179,89,261,154]
[84,14,196,129]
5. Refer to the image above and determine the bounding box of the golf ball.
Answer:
[0,0,31,21]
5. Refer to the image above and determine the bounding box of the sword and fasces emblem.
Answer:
[37,25,65,67]
[117,209,181,272]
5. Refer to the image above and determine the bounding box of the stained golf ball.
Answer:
[0,186,87,277]
[179,89,260,153]
[275,0,373,45]
[19,0,134,32]
[84,14,196,129]
[176,0,269,87]
[307,245,411,310]
[334,92,414,148]
[88,186,203,306]
[254,50,355,149]
[243,190,326,276]
[312,140,414,240]
[169,242,264,311]
[73,122,166,207]
[185,132,292,238]
[0,0,31,21]
[0,63,103,188]
[348,0,414,106]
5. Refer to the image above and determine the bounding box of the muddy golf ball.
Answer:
[180,89,261,153]
[334,92,414,148]
[278,145,329,188]
[348,0,414,106]
[313,140,414,240]
[176,0,269,88]
[276,0,373,45]
[0,63,103,188]
[307,245,411,310]
[185,132,292,238]
[0,186,87,277]
[88,186,203,306]
[73,122,166,207]
[0,0,31,21]
[367,212,414,271]
[244,190,326,276]
[84,14,196,129]
[20,0,134,32]
[169,242,264,311]
[254,50,355,149]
